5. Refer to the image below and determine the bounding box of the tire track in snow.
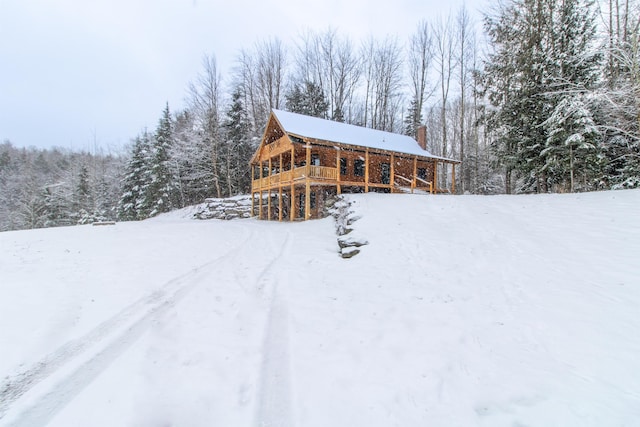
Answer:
[255,231,295,427]
[0,225,254,423]
[3,281,195,427]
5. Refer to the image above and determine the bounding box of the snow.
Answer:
[1,190,640,426]
[272,109,453,161]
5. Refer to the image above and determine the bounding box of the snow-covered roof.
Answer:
[272,109,455,161]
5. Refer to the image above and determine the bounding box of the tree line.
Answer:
[1,0,638,230]
[0,141,124,231]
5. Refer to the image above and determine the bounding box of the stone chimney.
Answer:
[416,125,427,150]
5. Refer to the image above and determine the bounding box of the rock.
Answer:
[338,236,369,249]
[347,214,362,225]
[193,195,252,220]
[340,247,360,258]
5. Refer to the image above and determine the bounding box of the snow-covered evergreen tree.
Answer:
[118,132,152,220]
[223,87,255,194]
[543,97,600,191]
[285,80,329,118]
[483,0,602,193]
[147,103,180,217]
[541,0,602,191]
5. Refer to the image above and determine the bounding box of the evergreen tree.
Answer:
[331,105,345,122]
[404,97,422,137]
[224,87,254,194]
[543,97,600,191]
[148,103,180,216]
[118,132,152,220]
[483,0,601,193]
[285,80,329,117]
[74,164,91,216]
[541,0,602,191]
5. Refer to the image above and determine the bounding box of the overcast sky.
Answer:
[0,0,486,151]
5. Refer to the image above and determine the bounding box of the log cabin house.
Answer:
[250,109,459,221]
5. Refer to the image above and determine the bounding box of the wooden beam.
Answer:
[412,156,417,194]
[267,157,273,220]
[290,146,295,221]
[250,164,255,217]
[336,147,341,195]
[365,148,369,193]
[267,189,271,220]
[390,153,395,193]
[451,162,456,194]
[305,144,311,220]
[434,161,438,193]
[278,186,283,222]
[290,185,295,221]
[305,181,311,220]
[279,154,283,222]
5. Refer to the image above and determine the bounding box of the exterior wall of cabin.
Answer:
[250,114,457,221]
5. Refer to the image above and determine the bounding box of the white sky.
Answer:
[0,0,486,151]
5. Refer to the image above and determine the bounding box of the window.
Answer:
[354,159,365,177]
[340,158,347,175]
[311,154,320,166]
[298,193,305,218]
[381,163,390,184]
[417,168,427,180]
[310,191,316,209]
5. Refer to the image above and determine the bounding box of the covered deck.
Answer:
[250,136,458,221]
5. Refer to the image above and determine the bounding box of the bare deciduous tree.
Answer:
[361,36,404,132]
[406,20,434,137]
[434,15,458,188]
[188,54,223,198]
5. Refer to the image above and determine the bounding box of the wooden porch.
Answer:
[251,139,457,221]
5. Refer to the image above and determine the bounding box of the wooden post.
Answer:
[290,146,295,221]
[365,148,369,193]
[305,182,311,220]
[279,154,283,222]
[278,187,283,221]
[412,156,417,194]
[451,162,456,194]
[267,157,272,220]
[390,153,395,193]
[267,189,271,220]
[259,190,263,219]
[433,161,438,194]
[250,164,255,216]
[336,147,341,195]
[305,144,311,219]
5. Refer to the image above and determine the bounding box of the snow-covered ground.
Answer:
[1,190,639,426]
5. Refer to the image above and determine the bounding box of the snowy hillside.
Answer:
[1,190,639,426]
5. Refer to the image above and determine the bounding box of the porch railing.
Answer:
[252,166,338,190]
